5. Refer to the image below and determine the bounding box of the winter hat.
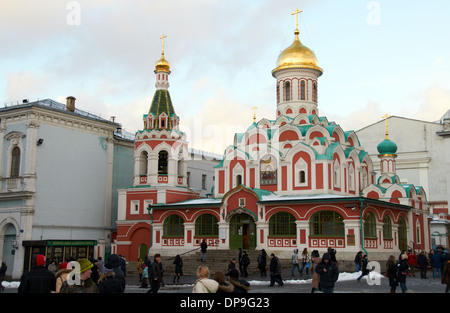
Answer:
[36,255,46,266]
[322,253,331,261]
[77,258,93,273]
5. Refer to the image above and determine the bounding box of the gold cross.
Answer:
[251,106,258,123]
[160,34,167,55]
[382,114,391,139]
[291,9,303,31]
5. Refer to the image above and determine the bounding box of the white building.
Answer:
[356,112,450,248]
[0,98,134,279]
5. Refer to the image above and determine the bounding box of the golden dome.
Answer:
[272,31,322,75]
[155,54,171,73]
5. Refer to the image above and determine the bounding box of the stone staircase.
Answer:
[127,250,293,276]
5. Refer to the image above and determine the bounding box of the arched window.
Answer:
[285,81,291,101]
[163,215,184,237]
[236,174,242,186]
[310,211,344,237]
[269,212,296,237]
[383,215,393,239]
[10,146,21,177]
[195,214,219,237]
[312,82,317,102]
[158,150,168,174]
[364,212,377,238]
[300,80,306,100]
[139,151,148,176]
[277,83,280,103]
[299,170,306,184]
[398,218,408,251]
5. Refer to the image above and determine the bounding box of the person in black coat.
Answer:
[107,254,126,292]
[227,269,250,293]
[257,249,267,276]
[269,253,283,287]
[18,255,56,293]
[173,254,183,283]
[417,250,429,279]
[241,251,250,278]
[356,255,369,282]
[201,239,208,262]
[315,252,339,293]
[97,263,122,293]
[386,255,398,293]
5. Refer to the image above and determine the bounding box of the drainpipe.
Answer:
[147,205,154,249]
[360,199,368,256]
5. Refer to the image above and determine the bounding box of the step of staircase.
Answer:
[126,250,292,276]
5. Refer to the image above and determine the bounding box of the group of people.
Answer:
[16,254,127,293]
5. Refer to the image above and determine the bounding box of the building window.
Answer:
[285,81,291,101]
[299,170,306,184]
[163,215,184,237]
[187,172,191,187]
[130,200,140,215]
[310,211,344,237]
[269,212,296,237]
[398,218,408,251]
[236,174,242,186]
[202,174,207,190]
[239,198,246,207]
[364,212,377,238]
[10,146,21,177]
[139,151,148,176]
[195,214,219,237]
[300,80,306,100]
[383,215,393,239]
[312,82,317,102]
[158,150,168,174]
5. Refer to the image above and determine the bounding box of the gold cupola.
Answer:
[272,10,322,76]
[155,34,171,73]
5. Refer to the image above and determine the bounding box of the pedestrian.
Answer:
[227,258,237,275]
[173,254,183,283]
[200,239,208,262]
[291,249,301,276]
[310,250,321,293]
[120,255,127,277]
[430,249,443,278]
[354,251,363,272]
[241,251,250,278]
[59,258,98,293]
[407,250,417,277]
[442,258,450,293]
[97,262,123,293]
[18,255,56,293]
[192,265,218,293]
[397,253,411,293]
[140,264,149,288]
[257,249,267,277]
[54,262,73,293]
[137,257,144,282]
[48,259,58,275]
[315,252,339,293]
[327,247,337,263]
[0,262,7,292]
[90,258,100,284]
[227,269,251,293]
[299,248,310,276]
[238,248,244,276]
[356,255,369,282]
[148,253,163,293]
[269,253,283,287]
[108,254,126,292]
[98,256,106,274]
[213,271,234,294]
[385,255,398,293]
[417,250,429,279]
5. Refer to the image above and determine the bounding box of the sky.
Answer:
[1,0,450,155]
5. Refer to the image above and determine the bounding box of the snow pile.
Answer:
[1,281,20,289]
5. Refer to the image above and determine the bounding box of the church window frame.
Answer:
[158,150,169,175]
[163,214,184,237]
[284,81,291,101]
[312,81,318,102]
[333,160,341,188]
[195,214,219,237]
[310,211,345,237]
[268,212,296,237]
[363,212,377,239]
[383,215,393,239]
[294,157,308,187]
[300,80,306,100]
[260,155,277,186]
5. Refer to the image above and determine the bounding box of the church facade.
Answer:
[116,13,431,261]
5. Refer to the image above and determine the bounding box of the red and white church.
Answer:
[115,14,431,261]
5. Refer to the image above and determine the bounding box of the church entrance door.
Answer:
[229,213,256,250]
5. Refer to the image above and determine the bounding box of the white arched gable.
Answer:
[385,184,407,198]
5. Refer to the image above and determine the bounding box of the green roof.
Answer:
[148,89,176,130]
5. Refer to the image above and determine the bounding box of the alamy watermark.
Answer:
[67,1,81,26]
[367,1,381,26]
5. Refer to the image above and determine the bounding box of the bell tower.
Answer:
[272,9,323,119]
